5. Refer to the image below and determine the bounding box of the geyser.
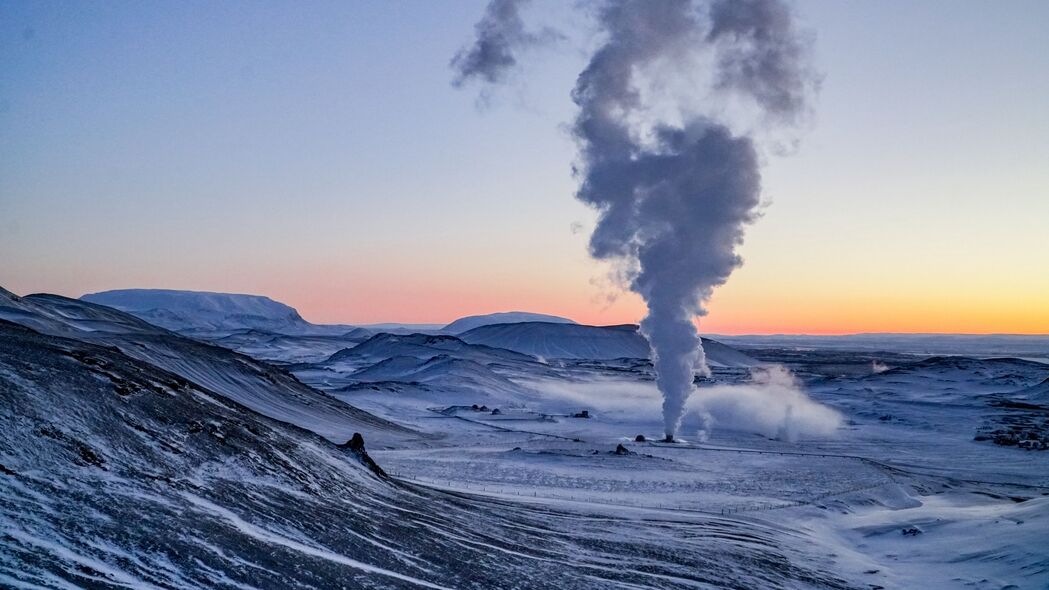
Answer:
[454,0,817,440]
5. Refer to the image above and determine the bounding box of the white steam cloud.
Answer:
[689,365,841,441]
[524,365,842,441]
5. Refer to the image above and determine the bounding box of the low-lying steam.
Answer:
[522,365,842,442]
[454,0,817,440]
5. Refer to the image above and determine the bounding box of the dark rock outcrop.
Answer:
[339,432,387,477]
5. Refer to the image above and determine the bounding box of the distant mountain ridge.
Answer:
[459,321,759,366]
[325,332,536,366]
[443,311,576,334]
[81,288,351,335]
[74,289,758,368]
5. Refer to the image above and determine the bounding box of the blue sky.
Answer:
[2,1,1047,332]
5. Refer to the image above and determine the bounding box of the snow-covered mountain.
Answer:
[443,311,576,334]
[459,321,758,366]
[81,288,351,336]
[290,332,557,406]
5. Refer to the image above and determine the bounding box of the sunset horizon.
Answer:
[3,2,1047,587]
[5,1,1047,338]
[9,281,1039,336]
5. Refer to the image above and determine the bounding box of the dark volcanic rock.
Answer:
[339,432,387,477]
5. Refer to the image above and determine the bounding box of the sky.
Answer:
[1,0,1047,333]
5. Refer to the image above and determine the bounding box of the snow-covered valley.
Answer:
[2,288,1047,588]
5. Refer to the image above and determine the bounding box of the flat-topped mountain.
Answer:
[81,288,350,335]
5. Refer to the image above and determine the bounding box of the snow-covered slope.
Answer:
[350,354,524,395]
[857,356,1048,402]
[81,288,350,335]
[459,321,758,366]
[1,288,412,445]
[443,311,576,334]
[699,338,763,368]
[206,330,372,364]
[0,318,853,589]
[327,333,537,366]
[1004,377,1049,406]
[1,286,168,337]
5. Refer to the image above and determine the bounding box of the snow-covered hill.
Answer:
[2,287,411,445]
[859,356,1049,401]
[443,311,576,334]
[207,330,372,364]
[81,288,351,336]
[1005,377,1049,406]
[2,287,168,337]
[327,333,537,366]
[350,354,524,395]
[459,321,758,366]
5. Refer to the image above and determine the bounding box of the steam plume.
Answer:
[450,0,559,88]
[522,366,842,442]
[455,0,816,440]
[572,0,815,439]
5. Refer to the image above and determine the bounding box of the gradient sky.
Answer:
[2,1,1047,333]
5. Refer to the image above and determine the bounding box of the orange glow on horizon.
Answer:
[17,257,1046,336]
[281,279,1049,335]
